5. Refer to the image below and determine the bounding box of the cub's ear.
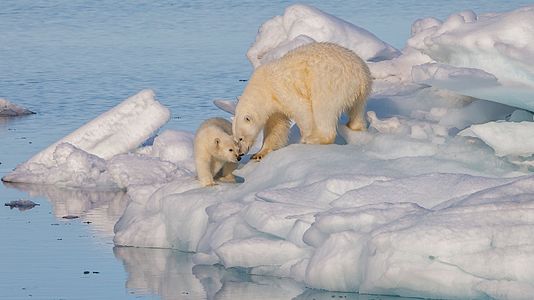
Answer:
[214,137,220,147]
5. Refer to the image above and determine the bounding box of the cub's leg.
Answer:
[210,159,225,179]
[219,162,238,183]
[196,157,216,186]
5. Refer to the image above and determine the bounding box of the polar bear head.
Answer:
[232,108,261,156]
[211,134,241,163]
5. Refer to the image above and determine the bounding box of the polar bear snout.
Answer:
[237,144,249,157]
[236,138,253,156]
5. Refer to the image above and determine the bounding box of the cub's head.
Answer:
[233,106,261,156]
[213,134,241,163]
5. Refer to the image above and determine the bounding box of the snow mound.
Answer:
[0,98,35,116]
[372,6,534,111]
[247,4,400,68]
[460,121,534,157]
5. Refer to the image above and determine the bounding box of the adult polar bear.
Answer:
[233,42,372,160]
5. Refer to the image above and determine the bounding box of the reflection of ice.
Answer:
[114,245,422,300]
[4,182,128,239]
[114,246,307,300]
[294,290,414,300]
[194,264,304,300]
[113,247,206,299]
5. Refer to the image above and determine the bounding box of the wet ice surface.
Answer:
[3,1,534,300]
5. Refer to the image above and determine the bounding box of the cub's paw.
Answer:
[219,175,236,183]
[200,179,217,187]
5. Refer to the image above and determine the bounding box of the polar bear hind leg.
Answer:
[346,95,367,131]
[310,95,342,144]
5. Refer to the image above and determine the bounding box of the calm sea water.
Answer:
[1,1,532,299]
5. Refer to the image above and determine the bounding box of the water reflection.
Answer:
[114,247,206,299]
[4,182,128,239]
[115,246,416,300]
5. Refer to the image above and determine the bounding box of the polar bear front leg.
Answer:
[196,158,216,186]
[252,113,291,161]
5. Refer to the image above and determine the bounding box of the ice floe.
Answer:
[5,3,534,300]
[0,98,35,117]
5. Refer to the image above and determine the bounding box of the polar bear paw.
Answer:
[251,148,272,161]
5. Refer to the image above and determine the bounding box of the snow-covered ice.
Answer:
[246,4,400,68]
[2,89,172,188]
[371,5,534,112]
[460,121,534,157]
[7,3,534,300]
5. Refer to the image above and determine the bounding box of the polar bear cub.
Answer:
[233,42,372,160]
[194,118,241,186]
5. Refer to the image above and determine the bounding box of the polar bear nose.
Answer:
[237,156,242,161]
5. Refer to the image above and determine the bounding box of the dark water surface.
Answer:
[1,1,531,299]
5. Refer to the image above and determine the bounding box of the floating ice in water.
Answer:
[2,89,171,188]
[246,4,400,68]
[23,89,168,164]
[212,99,237,115]
[0,98,35,117]
[2,142,116,188]
[4,199,39,211]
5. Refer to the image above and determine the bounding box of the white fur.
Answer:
[194,118,240,186]
[233,42,372,160]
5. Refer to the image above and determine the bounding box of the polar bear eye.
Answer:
[239,137,243,141]
[229,149,233,152]
[244,116,251,122]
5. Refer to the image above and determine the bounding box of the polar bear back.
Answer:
[196,117,232,136]
[250,42,371,109]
